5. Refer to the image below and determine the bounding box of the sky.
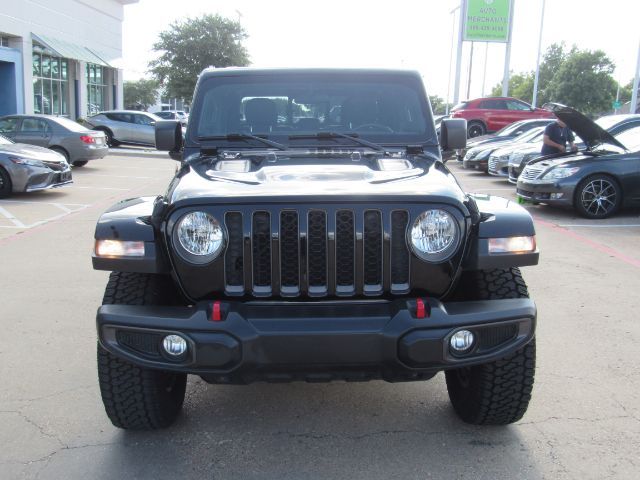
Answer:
[121,0,640,105]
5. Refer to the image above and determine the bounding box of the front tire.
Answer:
[72,160,88,167]
[445,268,535,425]
[97,272,187,430]
[0,167,12,198]
[467,121,486,138]
[574,174,621,219]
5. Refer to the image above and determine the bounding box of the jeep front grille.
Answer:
[222,207,411,298]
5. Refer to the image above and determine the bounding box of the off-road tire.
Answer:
[445,268,535,425]
[97,272,187,430]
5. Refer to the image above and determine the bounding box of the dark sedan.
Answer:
[0,134,71,198]
[517,105,640,219]
[0,115,108,167]
[508,113,640,183]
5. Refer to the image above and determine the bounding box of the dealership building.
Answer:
[0,0,137,119]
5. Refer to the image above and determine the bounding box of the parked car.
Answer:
[0,115,108,167]
[508,113,640,184]
[463,126,545,172]
[450,97,554,138]
[84,110,163,147]
[0,133,72,198]
[93,67,540,430]
[517,104,640,218]
[154,110,188,126]
[488,128,547,177]
[456,118,554,161]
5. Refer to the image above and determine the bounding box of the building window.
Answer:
[87,63,107,115]
[32,47,69,116]
[0,36,10,47]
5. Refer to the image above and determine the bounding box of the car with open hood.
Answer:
[91,68,540,430]
[508,113,640,184]
[0,133,72,198]
[517,104,640,218]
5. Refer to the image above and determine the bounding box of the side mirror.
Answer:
[150,121,156,126]
[155,120,183,157]
[440,118,467,152]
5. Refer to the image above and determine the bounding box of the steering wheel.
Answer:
[353,123,394,133]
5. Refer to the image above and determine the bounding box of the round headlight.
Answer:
[409,210,459,262]
[174,211,224,263]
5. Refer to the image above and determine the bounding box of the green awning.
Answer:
[32,33,110,67]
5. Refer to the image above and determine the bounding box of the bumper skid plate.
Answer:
[97,298,536,382]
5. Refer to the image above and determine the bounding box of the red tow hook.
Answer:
[415,298,430,319]
[211,301,222,322]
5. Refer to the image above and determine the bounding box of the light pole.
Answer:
[446,4,459,114]
[532,0,546,107]
[631,38,640,114]
[453,0,466,106]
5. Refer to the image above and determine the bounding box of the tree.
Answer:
[149,15,250,102]
[490,72,534,102]
[429,95,452,115]
[546,49,617,116]
[123,78,160,110]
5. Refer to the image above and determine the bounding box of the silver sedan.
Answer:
[0,134,71,198]
[85,110,162,147]
[0,115,108,167]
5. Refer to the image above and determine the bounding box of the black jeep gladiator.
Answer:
[93,68,539,430]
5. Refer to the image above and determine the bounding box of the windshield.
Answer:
[595,115,626,131]
[515,127,545,143]
[0,134,13,145]
[191,73,434,147]
[495,120,527,137]
[613,125,640,152]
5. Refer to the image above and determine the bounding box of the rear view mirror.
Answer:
[155,120,183,157]
[440,118,467,152]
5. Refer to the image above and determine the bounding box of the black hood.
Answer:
[543,103,627,151]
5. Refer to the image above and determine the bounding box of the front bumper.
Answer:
[462,157,488,171]
[21,165,72,192]
[488,156,509,177]
[516,178,575,207]
[97,297,536,383]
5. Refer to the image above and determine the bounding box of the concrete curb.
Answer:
[107,148,169,159]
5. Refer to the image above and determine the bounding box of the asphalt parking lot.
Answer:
[1,153,639,479]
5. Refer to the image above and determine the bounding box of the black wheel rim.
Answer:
[581,179,617,216]
[468,126,483,138]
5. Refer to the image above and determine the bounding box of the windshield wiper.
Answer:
[289,132,386,152]
[197,133,288,151]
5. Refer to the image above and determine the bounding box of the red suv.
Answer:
[450,97,554,138]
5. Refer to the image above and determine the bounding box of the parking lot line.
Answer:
[557,224,640,228]
[0,205,26,228]
[79,173,153,179]
[74,186,130,191]
[535,217,640,268]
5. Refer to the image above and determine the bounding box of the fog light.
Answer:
[550,192,564,199]
[162,335,187,356]
[450,330,475,353]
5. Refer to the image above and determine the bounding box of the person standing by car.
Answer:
[541,115,577,155]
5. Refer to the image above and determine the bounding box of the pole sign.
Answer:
[464,0,512,43]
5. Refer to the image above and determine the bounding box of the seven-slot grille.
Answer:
[520,165,545,181]
[488,156,499,172]
[223,208,411,298]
